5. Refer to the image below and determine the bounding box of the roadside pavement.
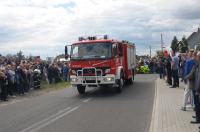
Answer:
[150,78,199,132]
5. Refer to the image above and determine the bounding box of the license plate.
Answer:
[85,77,96,80]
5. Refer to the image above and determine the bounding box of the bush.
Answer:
[137,65,150,74]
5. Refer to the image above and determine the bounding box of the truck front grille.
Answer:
[76,67,103,78]
[83,68,95,74]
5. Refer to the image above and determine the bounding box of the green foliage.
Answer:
[16,50,25,61]
[179,36,189,53]
[28,54,34,61]
[171,36,178,52]
[196,45,200,51]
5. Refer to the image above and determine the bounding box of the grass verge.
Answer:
[40,80,71,91]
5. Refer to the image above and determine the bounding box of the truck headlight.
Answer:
[104,77,114,82]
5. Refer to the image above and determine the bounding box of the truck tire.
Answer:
[116,75,124,93]
[77,85,86,94]
[127,70,134,84]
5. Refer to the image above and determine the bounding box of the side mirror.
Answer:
[118,44,123,56]
[65,46,69,59]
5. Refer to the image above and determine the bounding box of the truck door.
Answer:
[112,43,122,69]
[118,43,123,64]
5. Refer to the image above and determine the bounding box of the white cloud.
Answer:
[0,0,200,58]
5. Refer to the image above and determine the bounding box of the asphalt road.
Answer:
[0,74,157,132]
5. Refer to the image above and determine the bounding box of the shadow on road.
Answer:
[74,74,157,101]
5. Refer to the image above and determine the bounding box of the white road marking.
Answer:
[19,106,73,132]
[29,106,79,132]
[82,98,92,103]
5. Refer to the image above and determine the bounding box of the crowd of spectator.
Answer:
[0,55,69,102]
[157,50,200,130]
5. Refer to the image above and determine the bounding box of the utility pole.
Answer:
[149,45,152,58]
[161,33,164,53]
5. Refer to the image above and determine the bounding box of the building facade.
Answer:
[187,28,200,49]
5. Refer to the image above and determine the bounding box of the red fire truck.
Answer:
[65,35,136,94]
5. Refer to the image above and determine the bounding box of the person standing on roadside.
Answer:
[149,60,154,74]
[180,54,187,82]
[48,64,54,84]
[63,62,69,82]
[0,68,8,101]
[170,51,179,88]
[16,66,25,95]
[181,51,196,111]
[158,57,164,79]
[188,51,200,124]
[166,55,172,85]
[6,65,15,97]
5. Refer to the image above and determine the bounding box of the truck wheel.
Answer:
[77,85,86,94]
[116,77,124,93]
[127,70,134,84]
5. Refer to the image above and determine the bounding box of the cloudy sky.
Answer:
[0,0,200,58]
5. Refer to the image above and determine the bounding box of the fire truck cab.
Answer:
[65,35,136,94]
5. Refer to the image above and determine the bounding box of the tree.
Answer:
[156,50,163,57]
[171,36,178,52]
[16,50,25,61]
[196,45,200,51]
[178,36,189,53]
[27,54,34,61]
[6,54,13,58]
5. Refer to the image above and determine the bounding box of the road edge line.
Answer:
[19,107,72,132]
[149,78,159,132]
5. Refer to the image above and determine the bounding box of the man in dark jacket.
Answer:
[48,64,54,84]
[6,65,15,96]
[188,51,200,124]
[0,69,8,101]
[166,55,172,85]
[158,58,164,79]
[16,66,25,95]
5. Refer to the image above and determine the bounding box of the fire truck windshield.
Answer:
[70,42,112,60]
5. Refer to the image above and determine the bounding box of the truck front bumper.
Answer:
[70,74,116,86]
